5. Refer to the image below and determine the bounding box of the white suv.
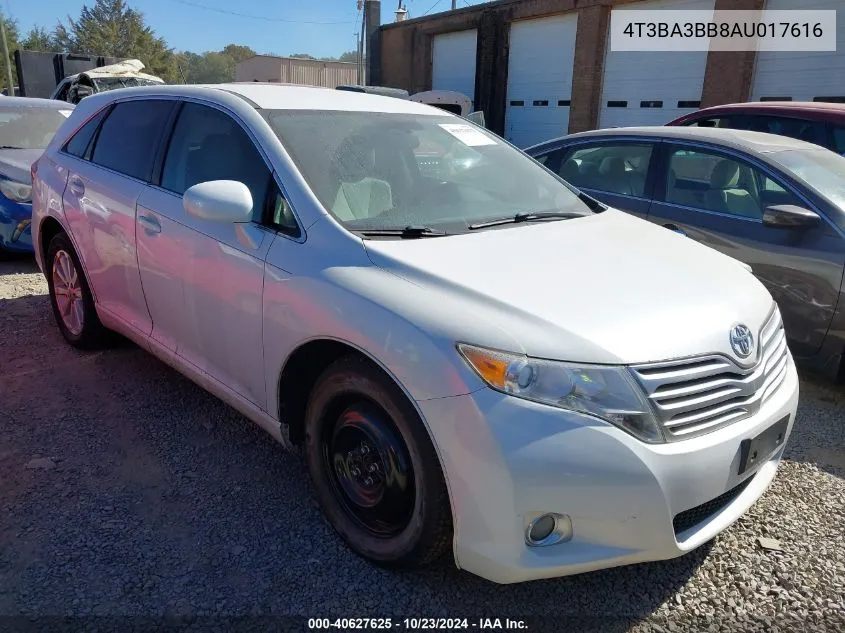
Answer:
[31,83,799,584]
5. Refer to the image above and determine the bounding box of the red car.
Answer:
[667,101,845,156]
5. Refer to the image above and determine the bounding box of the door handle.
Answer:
[663,223,687,237]
[138,213,162,235]
[68,176,85,197]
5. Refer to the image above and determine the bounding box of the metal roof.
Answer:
[530,125,821,154]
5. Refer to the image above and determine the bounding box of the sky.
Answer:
[9,0,490,58]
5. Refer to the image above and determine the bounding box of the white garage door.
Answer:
[752,0,845,103]
[599,0,715,129]
[432,30,478,108]
[504,13,578,149]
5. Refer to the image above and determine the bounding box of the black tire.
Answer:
[45,232,113,349]
[305,355,453,569]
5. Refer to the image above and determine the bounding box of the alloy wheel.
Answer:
[52,249,84,336]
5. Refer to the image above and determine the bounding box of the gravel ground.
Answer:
[0,256,843,633]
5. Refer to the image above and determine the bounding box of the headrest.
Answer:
[599,156,626,177]
[560,159,580,181]
[710,160,740,189]
[336,134,375,182]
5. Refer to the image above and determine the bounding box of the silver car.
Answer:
[32,84,798,584]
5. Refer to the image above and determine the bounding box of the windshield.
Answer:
[772,149,845,209]
[0,105,71,149]
[92,76,163,91]
[263,110,592,234]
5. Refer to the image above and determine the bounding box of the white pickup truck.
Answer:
[50,59,164,104]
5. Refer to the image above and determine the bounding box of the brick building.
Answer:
[371,0,844,148]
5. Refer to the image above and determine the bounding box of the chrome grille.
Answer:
[630,305,789,440]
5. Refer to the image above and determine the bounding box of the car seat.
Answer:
[331,136,393,222]
[598,156,634,195]
[705,160,760,218]
[559,158,581,184]
[578,161,601,189]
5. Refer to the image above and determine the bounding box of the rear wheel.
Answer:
[46,232,112,349]
[305,356,453,568]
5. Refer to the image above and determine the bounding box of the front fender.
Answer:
[261,262,485,412]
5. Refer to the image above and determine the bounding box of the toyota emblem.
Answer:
[730,323,755,359]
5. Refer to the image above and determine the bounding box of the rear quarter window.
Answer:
[63,109,109,159]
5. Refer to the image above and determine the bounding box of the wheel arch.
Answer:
[276,336,458,534]
[38,215,98,303]
[38,216,65,266]
[278,337,428,445]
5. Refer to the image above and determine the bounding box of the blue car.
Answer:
[0,98,74,256]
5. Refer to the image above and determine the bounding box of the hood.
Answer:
[0,148,43,185]
[362,209,775,365]
[82,59,164,83]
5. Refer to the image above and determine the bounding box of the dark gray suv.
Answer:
[527,125,845,381]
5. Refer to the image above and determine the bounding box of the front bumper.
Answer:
[0,201,33,253]
[417,355,799,584]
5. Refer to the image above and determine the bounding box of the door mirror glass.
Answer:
[74,85,94,101]
[762,204,820,229]
[183,180,254,223]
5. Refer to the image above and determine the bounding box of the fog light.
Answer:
[525,513,573,547]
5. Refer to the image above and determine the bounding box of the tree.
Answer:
[53,0,179,82]
[338,50,358,63]
[290,53,315,59]
[22,26,57,52]
[174,44,257,85]
[222,44,255,63]
[178,51,232,84]
[0,16,20,90]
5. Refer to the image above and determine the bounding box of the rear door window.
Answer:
[90,100,175,181]
[561,143,654,197]
[744,115,827,147]
[831,125,845,155]
[683,116,740,129]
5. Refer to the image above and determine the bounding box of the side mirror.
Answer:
[74,85,94,101]
[762,204,820,229]
[183,180,253,223]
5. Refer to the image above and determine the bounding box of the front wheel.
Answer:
[305,356,453,569]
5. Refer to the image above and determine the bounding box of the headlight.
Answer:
[457,343,663,443]
[0,179,32,203]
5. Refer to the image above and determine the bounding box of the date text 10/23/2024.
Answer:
[308,618,529,630]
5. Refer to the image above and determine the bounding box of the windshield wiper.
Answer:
[359,225,447,239]
[468,211,584,230]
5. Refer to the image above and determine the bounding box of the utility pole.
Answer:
[0,9,14,96]
[451,0,457,9]
[364,1,380,86]
[357,1,365,85]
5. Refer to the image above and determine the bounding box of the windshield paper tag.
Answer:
[438,123,497,147]
[59,110,72,118]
